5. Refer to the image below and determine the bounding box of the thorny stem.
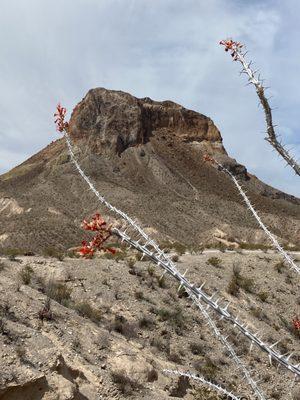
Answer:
[214,160,300,274]
[220,39,300,176]
[164,369,241,400]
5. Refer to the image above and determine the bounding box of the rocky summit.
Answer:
[0,88,299,253]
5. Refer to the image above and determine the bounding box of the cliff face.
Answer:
[0,88,299,252]
[69,88,226,156]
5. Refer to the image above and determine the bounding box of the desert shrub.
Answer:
[171,254,179,262]
[227,265,255,296]
[168,352,182,364]
[46,281,72,306]
[157,275,167,288]
[275,261,285,273]
[135,252,147,262]
[227,277,240,296]
[207,257,222,268]
[127,257,136,268]
[134,290,144,300]
[111,370,143,395]
[150,336,170,353]
[19,265,33,285]
[172,242,187,255]
[0,248,25,258]
[43,247,64,260]
[189,341,206,356]
[139,315,155,330]
[240,242,270,251]
[153,306,185,333]
[147,265,155,276]
[38,298,53,321]
[193,387,222,400]
[250,306,269,322]
[147,368,158,382]
[103,250,126,262]
[110,315,138,339]
[258,291,268,302]
[74,301,102,323]
[193,356,219,380]
[155,308,172,322]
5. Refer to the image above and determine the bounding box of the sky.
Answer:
[0,0,299,196]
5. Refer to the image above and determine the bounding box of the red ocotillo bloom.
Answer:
[292,317,300,331]
[219,39,243,60]
[54,103,69,133]
[79,213,116,258]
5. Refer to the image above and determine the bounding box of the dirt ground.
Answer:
[0,249,300,399]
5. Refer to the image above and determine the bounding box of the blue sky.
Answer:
[0,0,299,196]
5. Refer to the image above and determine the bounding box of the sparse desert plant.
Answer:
[38,298,53,321]
[258,291,268,303]
[43,247,64,260]
[110,315,138,340]
[228,265,255,295]
[193,356,219,380]
[275,261,285,274]
[111,370,143,396]
[147,368,158,382]
[134,290,144,300]
[207,257,221,268]
[138,315,155,330]
[19,265,33,285]
[74,301,102,323]
[189,341,206,356]
[46,281,72,306]
[15,344,26,362]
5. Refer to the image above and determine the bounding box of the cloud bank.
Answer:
[0,0,299,195]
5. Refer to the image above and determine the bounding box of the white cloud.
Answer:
[0,0,299,195]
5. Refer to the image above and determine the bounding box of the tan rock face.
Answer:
[69,88,226,156]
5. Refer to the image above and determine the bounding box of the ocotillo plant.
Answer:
[220,39,300,176]
[55,106,264,397]
[203,155,299,274]
[55,104,298,396]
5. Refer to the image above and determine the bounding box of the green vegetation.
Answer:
[19,265,34,285]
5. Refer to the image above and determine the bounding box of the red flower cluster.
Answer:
[292,317,300,331]
[219,39,243,60]
[203,154,215,164]
[79,213,116,258]
[54,103,69,133]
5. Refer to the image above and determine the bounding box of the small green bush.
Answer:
[207,257,221,268]
[111,370,143,395]
[46,281,72,305]
[19,265,33,285]
[74,302,102,323]
[43,247,64,260]
[110,315,138,339]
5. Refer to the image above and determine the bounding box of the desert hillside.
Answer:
[1,249,300,399]
[0,88,299,254]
